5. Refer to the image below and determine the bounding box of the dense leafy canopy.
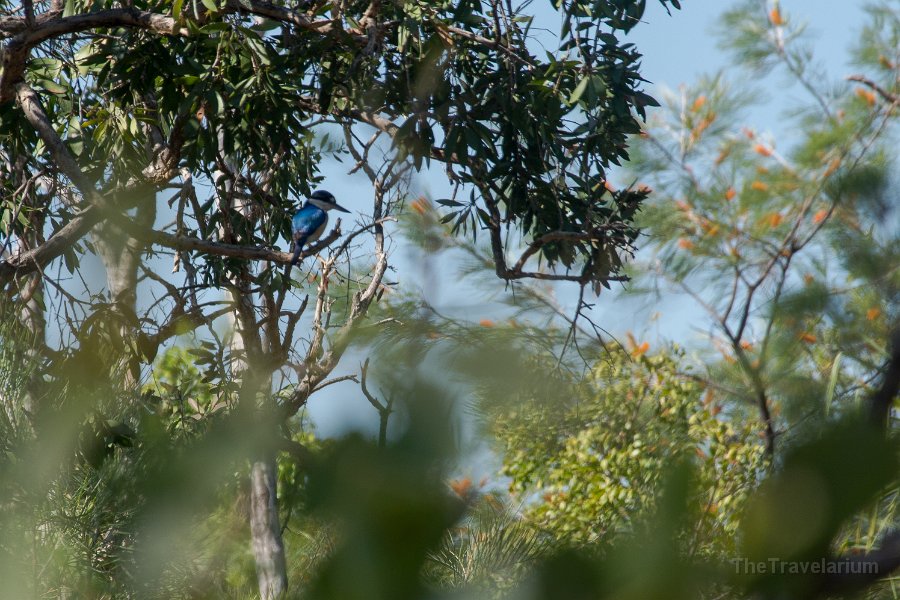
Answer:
[2,0,679,290]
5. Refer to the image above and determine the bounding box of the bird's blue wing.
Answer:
[292,206,327,246]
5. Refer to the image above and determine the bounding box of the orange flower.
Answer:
[799,332,817,344]
[724,187,737,201]
[692,95,707,111]
[715,147,732,165]
[632,341,650,358]
[765,212,783,228]
[753,143,772,157]
[769,7,784,25]
[604,180,617,193]
[751,180,769,192]
[803,274,815,285]
[691,113,716,139]
[866,307,882,321]
[740,340,753,350]
[677,238,695,250]
[742,127,756,140]
[479,319,495,327]
[823,157,841,178]
[450,477,472,498]
[855,87,877,106]
[812,209,828,224]
[410,198,428,214]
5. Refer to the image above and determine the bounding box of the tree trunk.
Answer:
[250,456,288,599]
[93,194,155,387]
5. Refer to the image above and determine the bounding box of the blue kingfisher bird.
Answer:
[286,189,349,278]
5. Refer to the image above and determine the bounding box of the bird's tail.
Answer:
[285,241,304,281]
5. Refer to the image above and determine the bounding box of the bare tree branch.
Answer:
[14,83,101,203]
[360,357,391,447]
[139,224,343,265]
[0,208,101,283]
[847,74,900,104]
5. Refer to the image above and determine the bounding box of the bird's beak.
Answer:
[333,202,350,213]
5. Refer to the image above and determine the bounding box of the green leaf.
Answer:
[568,76,590,105]
[436,199,463,207]
[37,79,67,95]
[824,352,842,416]
[205,91,225,115]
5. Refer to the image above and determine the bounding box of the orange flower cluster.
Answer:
[409,197,430,214]
[632,341,650,358]
[764,212,783,228]
[855,87,877,106]
[770,7,784,26]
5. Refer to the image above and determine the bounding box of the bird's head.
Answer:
[307,189,350,213]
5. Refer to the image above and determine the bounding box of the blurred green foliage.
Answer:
[490,349,766,552]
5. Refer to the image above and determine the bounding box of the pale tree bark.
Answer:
[93,186,155,390]
[18,272,44,417]
[249,452,287,599]
[94,220,140,311]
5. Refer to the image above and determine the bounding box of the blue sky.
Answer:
[629,0,869,92]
